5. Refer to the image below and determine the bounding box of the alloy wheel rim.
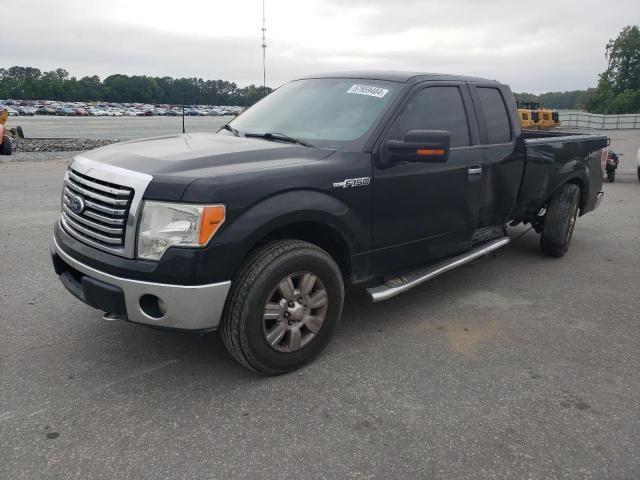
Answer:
[262,271,329,353]
[566,203,579,243]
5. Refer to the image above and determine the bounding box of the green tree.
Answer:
[588,25,640,113]
[513,90,593,110]
[77,76,103,101]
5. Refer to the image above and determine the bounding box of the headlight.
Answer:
[137,201,225,261]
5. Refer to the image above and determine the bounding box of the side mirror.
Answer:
[385,130,450,163]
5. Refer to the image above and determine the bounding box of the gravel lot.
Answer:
[10,138,117,153]
[1,137,640,479]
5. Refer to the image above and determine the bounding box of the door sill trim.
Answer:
[366,237,511,302]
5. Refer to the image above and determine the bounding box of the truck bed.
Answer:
[514,130,608,219]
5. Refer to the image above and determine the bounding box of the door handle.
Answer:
[468,165,482,175]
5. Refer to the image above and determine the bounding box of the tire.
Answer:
[220,239,344,375]
[637,166,640,182]
[607,170,615,183]
[0,136,11,156]
[540,183,580,257]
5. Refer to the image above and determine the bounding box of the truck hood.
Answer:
[82,132,335,178]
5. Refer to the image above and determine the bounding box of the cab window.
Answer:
[388,86,470,148]
[477,87,512,144]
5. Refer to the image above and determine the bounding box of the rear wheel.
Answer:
[637,166,640,182]
[540,183,580,257]
[220,240,344,375]
[0,136,11,156]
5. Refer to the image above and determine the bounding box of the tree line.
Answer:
[513,90,594,110]
[0,66,272,106]
[2,65,595,111]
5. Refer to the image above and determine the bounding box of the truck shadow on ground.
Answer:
[106,227,547,382]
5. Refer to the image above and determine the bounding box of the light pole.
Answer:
[261,0,267,89]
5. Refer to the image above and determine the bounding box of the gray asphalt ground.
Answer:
[1,130,640,479]
[606,129,640,174]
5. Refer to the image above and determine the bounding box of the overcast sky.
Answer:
[3,0,638,93]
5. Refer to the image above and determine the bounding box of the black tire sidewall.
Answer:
[541,183,580,257]
[240,247,344,373]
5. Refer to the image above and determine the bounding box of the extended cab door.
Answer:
[468,84,525,228]
[370,83,484,274]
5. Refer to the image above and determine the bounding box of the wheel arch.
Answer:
[213,190,367,284]
[253,220,353,282]
[546,162,591,214]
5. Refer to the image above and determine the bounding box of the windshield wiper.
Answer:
[244,132,313,147]
[220,124,239,136]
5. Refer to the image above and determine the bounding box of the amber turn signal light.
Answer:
[198,205,226,245]
[416,149,445,156]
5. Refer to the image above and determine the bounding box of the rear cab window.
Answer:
[476,87,512,144]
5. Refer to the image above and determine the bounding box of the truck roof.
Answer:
[297,70,500,84]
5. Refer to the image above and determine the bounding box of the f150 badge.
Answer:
[332,177,371,189]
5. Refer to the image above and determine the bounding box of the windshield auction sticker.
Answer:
[346,85,389,98]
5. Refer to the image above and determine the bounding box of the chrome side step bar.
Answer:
[366,237,511,302]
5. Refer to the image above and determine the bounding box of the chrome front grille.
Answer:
[61,169,134,251]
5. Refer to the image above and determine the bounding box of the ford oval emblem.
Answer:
[69,194,85,214]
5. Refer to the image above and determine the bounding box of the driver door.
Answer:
[370,83,482,274]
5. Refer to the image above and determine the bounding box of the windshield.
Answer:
[228,78,399,148]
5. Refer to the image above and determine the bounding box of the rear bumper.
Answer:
[51,235,231,331]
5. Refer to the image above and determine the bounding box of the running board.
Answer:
[366,237,511,302]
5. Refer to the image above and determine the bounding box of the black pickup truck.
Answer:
[51,71,608,374]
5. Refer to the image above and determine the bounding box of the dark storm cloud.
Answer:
[2,0,638,92]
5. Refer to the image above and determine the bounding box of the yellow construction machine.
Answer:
[517,102,540,129]
[516,101,560,130]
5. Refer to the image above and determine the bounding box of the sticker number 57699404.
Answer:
[346,85,389,98]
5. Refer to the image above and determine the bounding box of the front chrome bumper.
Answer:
[52,235,231,331]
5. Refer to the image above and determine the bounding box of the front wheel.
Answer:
[607,169,615,183]
[637,166,640,182]
[540,183,580,257]
[220,240,344,375]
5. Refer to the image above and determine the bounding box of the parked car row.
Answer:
[0,99,243,117]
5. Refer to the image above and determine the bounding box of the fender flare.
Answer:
[213,189,367,259]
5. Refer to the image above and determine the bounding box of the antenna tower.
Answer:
[261,0,267,88]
